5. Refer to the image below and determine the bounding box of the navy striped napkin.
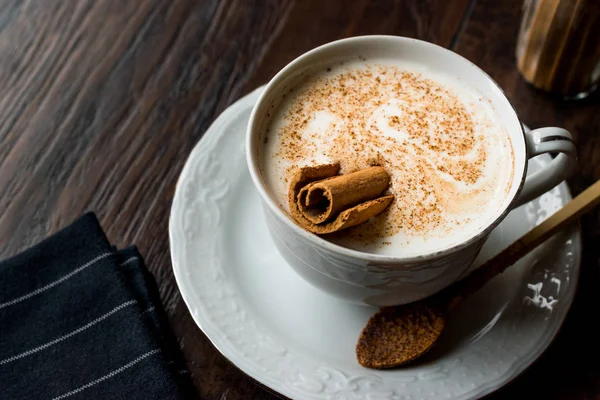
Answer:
[0,213,195,399]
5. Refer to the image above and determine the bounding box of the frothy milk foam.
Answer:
[259,59,515,257]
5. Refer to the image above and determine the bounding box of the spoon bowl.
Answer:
[356,302,446,369]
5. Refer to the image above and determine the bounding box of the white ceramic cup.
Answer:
[246,36,577,306]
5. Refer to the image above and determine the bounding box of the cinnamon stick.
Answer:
[288,163,394,234]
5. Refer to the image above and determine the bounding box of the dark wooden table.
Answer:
[1,1,599,399]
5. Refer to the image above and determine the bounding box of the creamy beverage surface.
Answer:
[259,59,515,256]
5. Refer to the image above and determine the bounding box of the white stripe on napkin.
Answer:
[0,300,137,365]
[119,256,138,267]
[51,349,161,400]
[0,252,113,310]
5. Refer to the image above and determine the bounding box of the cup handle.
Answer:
[513,127,577,208]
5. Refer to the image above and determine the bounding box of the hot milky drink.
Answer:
[258,59,515,257]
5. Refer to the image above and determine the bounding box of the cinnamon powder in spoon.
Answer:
[356,304,445,369]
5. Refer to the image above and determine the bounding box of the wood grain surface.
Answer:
[0,0,598,399]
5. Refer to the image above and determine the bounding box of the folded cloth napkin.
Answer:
[0,213,195,400]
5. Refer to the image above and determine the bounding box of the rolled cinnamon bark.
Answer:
[288,163,394,234]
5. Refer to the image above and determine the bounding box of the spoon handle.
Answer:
[445,179,600,311]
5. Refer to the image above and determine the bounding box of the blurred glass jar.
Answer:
[516,0,600,99]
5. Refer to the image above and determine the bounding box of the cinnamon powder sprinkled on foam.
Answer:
[267,64,509,246]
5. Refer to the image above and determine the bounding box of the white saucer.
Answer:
[169,87,581,400]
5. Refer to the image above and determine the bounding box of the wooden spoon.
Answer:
[356,179,600,369]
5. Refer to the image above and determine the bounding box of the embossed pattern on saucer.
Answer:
[169,87,581,400]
